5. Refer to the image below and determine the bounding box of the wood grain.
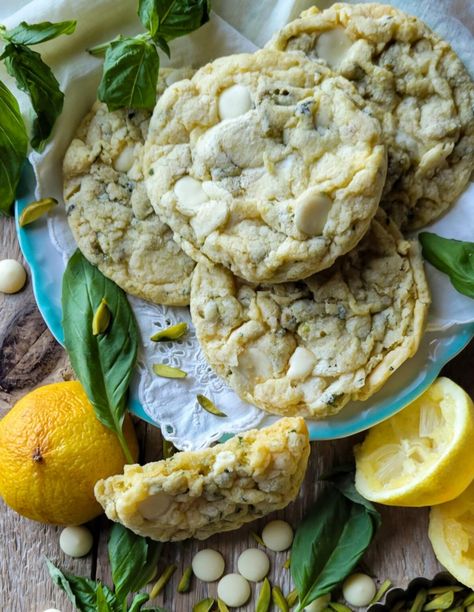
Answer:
[4,213,474,611]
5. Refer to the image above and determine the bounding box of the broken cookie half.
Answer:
[94,417,309,541]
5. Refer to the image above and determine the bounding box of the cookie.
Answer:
[268,3,474,230]
[144,49,387,283]
[190,211,430,418]
[94,417,309,541]
[63,68,196,306]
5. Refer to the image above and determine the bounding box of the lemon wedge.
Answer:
[355,377,474,506]
[429,479,474,588]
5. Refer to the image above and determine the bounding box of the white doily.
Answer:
[3,0,474,449]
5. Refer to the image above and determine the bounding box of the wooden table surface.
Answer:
[1,215,473,612]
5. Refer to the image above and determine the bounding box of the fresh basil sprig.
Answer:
[291,472,380,611]
[47,524,165,612]
[419,232,474,299]
[61,250,139,463]
[0,19,75,213]
[0,80,28,216]
[91,0,210,111]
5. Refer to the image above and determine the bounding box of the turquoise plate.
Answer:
[15,163,474,440]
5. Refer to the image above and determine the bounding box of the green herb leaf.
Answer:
[154,0,211,41]
[96,583,115,612]
[154,36,171,58]
[98,37,159,111]
[2,20,76,45]
[138,0,159,35]
[46,559,117,612]
[291,487,377,611]
[129,593,151,612]
[108,524,162,602]
[61,250,139,463]
[2,43,63,151]
[322,467,381,528]
[0,80,28,215]
[419,232,474,299]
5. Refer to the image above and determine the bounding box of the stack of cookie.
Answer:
[63,3,474,420]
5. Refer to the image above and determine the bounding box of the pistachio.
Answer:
[149,564,176,599]
[286,589,298,608]
[163,438,176,459]
[256,578,271,612]
[272,585,289,612]
[150,322,188,342]
[153,364,187,379]
[329,603,352,612]
[92,298,111,336]
[371,579,392,604]
[197,394,227,417]
[251,531,265,546]
[218,599,230,612]
[283,556,291,570]
[423,590,454,610]
[428,586,464,595]
[193,598,215,612]
[464,592,474,606]
[177,566,192,593]
[19,197,58,227]
[409,589,428,612]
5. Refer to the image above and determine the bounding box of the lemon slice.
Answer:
[429,480,474,588]
[355,377,474,506]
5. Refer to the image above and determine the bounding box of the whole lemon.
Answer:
[0,381,139,525]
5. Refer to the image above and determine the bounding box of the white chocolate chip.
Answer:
[315,29,352,68]
[192,549,225,582]
[190,201,229,240]
[0,259,26,294]
[237,548,270,582]
[217,573,251,607]
[261,520,293,552]
[114,145,135,173]
[174,176,209,214]
[342,573,376,607]
[218,84,252,121]
[238,347,274,381]
[304,594,331,611]
[59,526,93,558]
[138,492,172,520]
[287,347,316,380]
[294,189,332,236]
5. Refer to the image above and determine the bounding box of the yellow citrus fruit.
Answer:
[429,479,474,588]
[355,377,474,506]
[0,381,138,525]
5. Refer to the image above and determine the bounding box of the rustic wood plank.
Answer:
[5,213,474,610]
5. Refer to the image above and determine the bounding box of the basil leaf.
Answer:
[98,37,159,111]
[138,0,159,35]
[2,43,63,151]
[154,36,171,58]
[46,559,117,612]
[61,250,139,462]
[2,20,76,45]
[0,79,28,215]
[129,593,151,612]
[155,0,211,41]
[322,467,381,528]
[96,584,115,612]
[108,524,162,601]
[291,487,377,611]
[419,232,474,299]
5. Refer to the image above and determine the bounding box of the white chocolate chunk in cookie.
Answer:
[190,200,229,240]
[294,189,332,235]
[218,84,252,120]
[287,347,316,380]
[174,175,209,212]
[315,29,352,68]
[138,492,172,520]
[113,145,135,173]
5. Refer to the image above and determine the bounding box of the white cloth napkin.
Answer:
[2,0,473,448]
